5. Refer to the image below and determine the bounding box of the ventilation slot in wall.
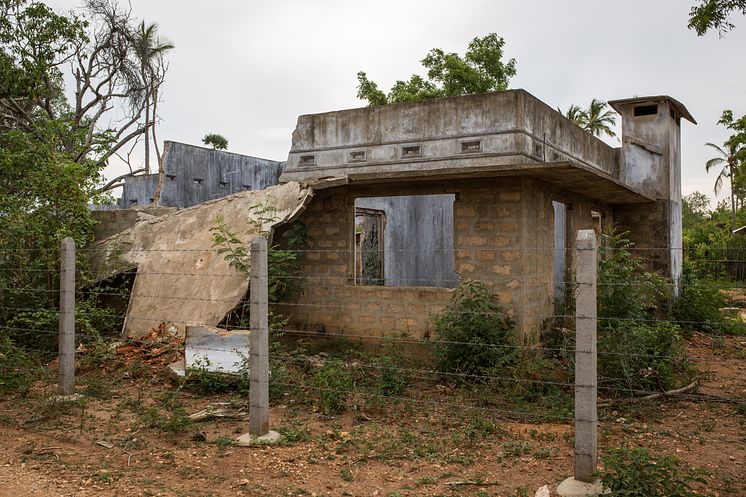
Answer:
[533,142,544,159]
[219,181,229,188]
[634,104,658,117]
[129,199,138,205]
[299,155,316,166]
[461,140,481,153]
[243,185,251,190]
[193,177,204,185]
[166,174,176,180]
[349,150,367,162]
[401,145,421,158]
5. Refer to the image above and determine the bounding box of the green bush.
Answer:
[598,228,667,322]
[433,281,517,379]
[596,227,695,395]
[598,321,693,394]
[369,354,408,397]
[312,359,353,415]
[0,336,39,395]
[600,447,710,497]
[674,263,743,335]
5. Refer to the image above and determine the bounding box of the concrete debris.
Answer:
[93,182,312,337]
[185,324,250,374]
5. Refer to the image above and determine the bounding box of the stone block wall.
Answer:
[277,178,604,343]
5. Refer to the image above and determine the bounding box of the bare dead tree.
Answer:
[0,0,173,196]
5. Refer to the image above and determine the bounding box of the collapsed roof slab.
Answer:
[92,182,312,337]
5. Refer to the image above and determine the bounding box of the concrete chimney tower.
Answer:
[609,96,696,295]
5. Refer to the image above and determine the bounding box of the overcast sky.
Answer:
[49,0,746,205]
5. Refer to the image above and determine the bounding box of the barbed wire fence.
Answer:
[1,233,746,481]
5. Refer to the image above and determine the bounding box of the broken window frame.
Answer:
[354,207,387,286]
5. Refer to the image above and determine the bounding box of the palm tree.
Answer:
[583,99,617,138]
[705,140,745,231]
[132,21,174,175]
[559,104,587,128]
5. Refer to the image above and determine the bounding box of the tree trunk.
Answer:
[144,91,151,175]
[153,136,169,207]
[731,164,737,231]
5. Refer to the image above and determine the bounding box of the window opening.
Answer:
[353,194,457,288]
[355,208,386,285]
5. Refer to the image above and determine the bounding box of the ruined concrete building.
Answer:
[118,141,284,208]
[276,90,695,342]
[97,89,694,343]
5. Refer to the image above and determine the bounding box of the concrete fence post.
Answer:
[573,229,598,482]
[248,236,269,437]
[58,237,76,395]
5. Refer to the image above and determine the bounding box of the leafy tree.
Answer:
[202,133,229,150]
[688,0,746,35]
[356,33,516,106]
[682,192,711,228]
[705,140,744,231]
[0,0,171,355]
[560,99,617,138]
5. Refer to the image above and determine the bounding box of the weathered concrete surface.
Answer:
[185,325,250,374]
[355,194,458,288]
[556,477,607,497]
[610,96,695,294]
[93,182,312,337]
[236,430,281,446]
[92,206,176,241]
[118,141,285,208]
[282,90,617,185]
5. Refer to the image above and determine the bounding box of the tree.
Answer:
[689,0,746,35]
[682,192,711,228]
[132,21,173,175]
[202,133,228,150]
[560,104,587,127]
[584,99,617,138]
[705,140,744,230]
[356,33,516,106]
[0,0,172,349]
[559,99,617,138]
[132,21,174,207]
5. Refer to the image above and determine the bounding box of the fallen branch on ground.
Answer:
[597,381,698,407]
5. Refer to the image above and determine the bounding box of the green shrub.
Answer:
[674,263,743,335]
[433,281,517,379]
[312,359,353,415]
[185,357,248,395]
[596,227,695,395]
[598,321,693,395]
[598,227,667,322]
[0,336,39,395]
[600,447,710,497]
[369,354,408,397]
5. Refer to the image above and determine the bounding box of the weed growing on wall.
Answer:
[433,281,517,378]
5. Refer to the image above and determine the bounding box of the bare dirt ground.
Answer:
[0,334,744,497]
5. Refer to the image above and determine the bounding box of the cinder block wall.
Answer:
[277,177,601,343]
